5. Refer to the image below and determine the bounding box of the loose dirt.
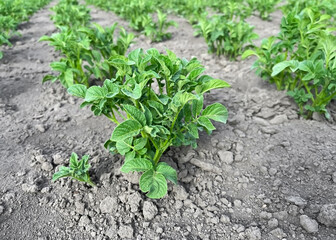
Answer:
[1,1,336,240]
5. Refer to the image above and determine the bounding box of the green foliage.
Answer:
[194,15,258,60]
[246,0,280,20]
[243,8,336,118]
[53,152,95,186]
[40,24,134,88]
[85,0,177,42]
[50,0,91,28]
[0,0,51,58]
[68,48,229,198]
[144,10,178,42]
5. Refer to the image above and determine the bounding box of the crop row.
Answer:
[40,0,336,198]
[0,0,52,59]
[41,0,229,198]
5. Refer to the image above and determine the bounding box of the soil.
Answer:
[1,1,336,240]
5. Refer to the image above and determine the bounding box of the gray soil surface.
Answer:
[1,1,336,240]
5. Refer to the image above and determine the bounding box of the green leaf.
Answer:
[50,62,67,72]
[192,96,203,117]
[271,60,299,76]
[64,69,74,87]
[121,158,153,173]
[121,84,142,99]
[111,120,142,141]
[198,116,216,131]
[104,80,119,98]
[52,166,71,181]
[202,103,228,123]
[195,79,230,94]
[85,86,107,102]
[123,105,146,126]
[116,138,133,155]
[156,162,177,185]
[242,49,258,59]
[188,123,199,138]
[139,170,168,199]
[134,138,147,151]
[68,84,87,98]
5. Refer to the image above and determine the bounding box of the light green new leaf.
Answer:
[156,162,177,185]
[192,96,203,117]
[121,84,142,99]
[85,86,107,102]
[68,84,87,98]
[111,120,142,141]
[121,158,153,173]
[195,79,230,94]
[123,104,146,126]
[140,170,168,199]
[198,116,216,131]
[134,138,147,151]
[202,103,228,123]
[116,138,133,155]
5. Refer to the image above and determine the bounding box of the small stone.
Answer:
[318,204,336,227]
[260,211,272,220]
[143,201,158,220]
[253,117,270,126]
[35,124,46,133]
[128,192,142,213]
[300,215,319,233]
[99,196,117,214]
[52,153,65,165]
[22,183,39,193]
[173,185,189,201]
[218,150,234,165]
[35,155,48,163]
[286,196,307,207]
[220,215,230,223]
[75,201,85,215]
[234,200,242,207]
[269,228,285,238]
[41,162,54,172]
[189,158,222,174]
[245,226,261,240]
[268,218,278,229]
[118,224,134,239]
[270,115,288,125]
[78,216,91,227]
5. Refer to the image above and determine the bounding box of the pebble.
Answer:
[78,216,91,227]
[285,196,307,207]
[143,201,158,220]
[268,218,279,229]
[128,192,142,213]
[270,114,288,125]
[41,162,54,172]
[99,196,117,214]
[300,215,319,233]
[118,224,134,239]
[22,183,39,193]
[269,228,285,238]
[75,201,85,215]
[173,185,189,201]
[317,204,336,227]
[218,150,234,165]
[52,153,65,165]
[245,226,261,240]
[35,124,46,133]
[220,215,230,223]
[189,158,222,174]
[253,117,270,126]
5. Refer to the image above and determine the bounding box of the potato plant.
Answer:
[40,24,134,88]
[194,15,258,60]
[68,48,229,198]
[85,0,177,42]
[246,0,280,20]
[0,0,51,59]
[243,7,336,118]
[50,0,91,28]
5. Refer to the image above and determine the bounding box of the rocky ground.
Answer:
[1,1,336,239]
